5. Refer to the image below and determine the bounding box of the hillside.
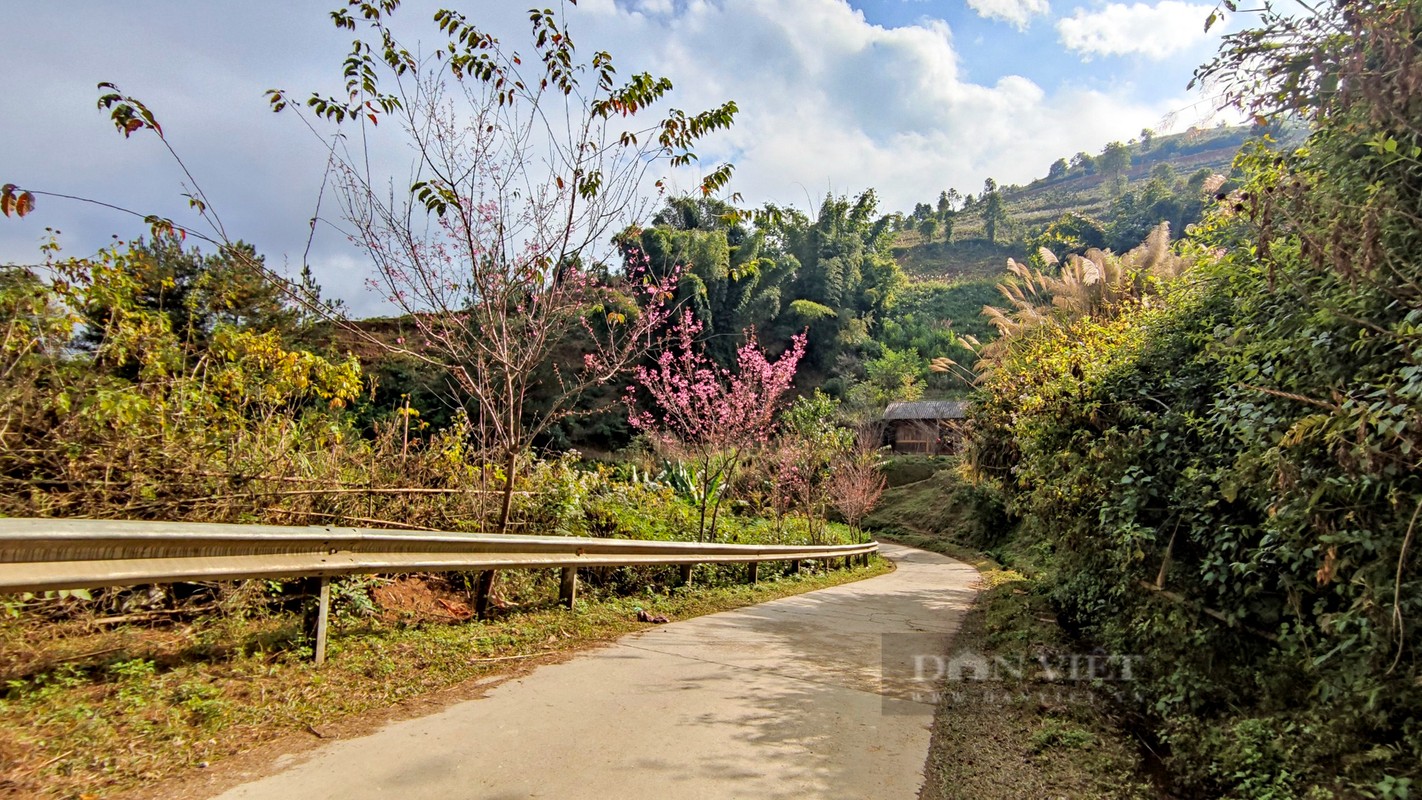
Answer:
[890,125,1261,280]
[1000,124,1251,230]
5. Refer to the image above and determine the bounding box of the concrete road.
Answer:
[211,543,979,800]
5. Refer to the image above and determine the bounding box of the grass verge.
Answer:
[0,559,889,800]
[876,523,1156,798]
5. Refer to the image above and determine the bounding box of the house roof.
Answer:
[884,400,971,421]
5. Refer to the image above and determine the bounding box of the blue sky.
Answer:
[851,0,1227,105]
[0,0,1238,313]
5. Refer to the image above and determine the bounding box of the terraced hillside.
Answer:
[891,125,1260,280]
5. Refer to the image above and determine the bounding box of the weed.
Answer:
[1030,721,1096,753]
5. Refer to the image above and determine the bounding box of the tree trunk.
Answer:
[696,455,712,542]
[498,450,517,534]
[696,491,709,542]
[706,455,737,543]
[707,490,725,543]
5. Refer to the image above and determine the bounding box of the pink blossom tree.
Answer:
[263,3,737,531]
[829,427,888,543]
[628,311,806,542]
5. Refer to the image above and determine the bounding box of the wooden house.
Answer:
[884,400,970,455]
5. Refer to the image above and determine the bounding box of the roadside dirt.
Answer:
[112,646,587,800]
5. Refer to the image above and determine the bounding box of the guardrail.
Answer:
[0,518,880,663]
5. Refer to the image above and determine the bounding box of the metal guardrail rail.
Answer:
[0,518,880,663]
[0,518,878,593]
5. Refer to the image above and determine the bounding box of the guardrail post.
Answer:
[679,564,693,587]
[789,560,800,576]
[747,562,758,585]
[475,570,496,619]
[314,577,331,666]
[559,566,578,609]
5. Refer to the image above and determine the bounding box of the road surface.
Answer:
[211,542,979,799]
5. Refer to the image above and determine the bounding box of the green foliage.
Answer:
[981,178,1007,245]
[73,236,302,354]
[787,298,837,322]
[631,210,792,365]
[1029,721,1095,753]
[965,13,1422,782]
[629,190,915,401]
[655,460,725,518]
[878,455,948,487]
[1027,213,1107,265]
[917,216,938,240]
[876,278,998,394]
[764,190,907,372]
[851,347,926,409]
[772,391,855,543]
[1097,141,1132,179]
[1103,176,1201,252]
[0,243,504,534]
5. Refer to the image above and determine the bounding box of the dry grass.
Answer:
[917,578,1157,800]
[876,525,1157,798]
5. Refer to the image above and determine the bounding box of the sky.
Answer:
[0,0,1239,315]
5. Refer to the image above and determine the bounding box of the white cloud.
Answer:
[966,0,1051,29]
[1057,1,1218,59]
[0,0,1203,309]
[573,0,1188,211]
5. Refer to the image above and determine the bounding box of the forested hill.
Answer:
[890,124,1270,281]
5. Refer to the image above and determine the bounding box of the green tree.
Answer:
[1149,162,1176,184]
[851,347,925,408]
[774,390,853,543]
[917,216,938,240]
[1105,177,1191,251]
[764,190,905,373]
[981,178,1007,244]
[936,189,959,243]
[75,236,300,355]
[1047,158,1069,180]
[627,197,793,365]
[1098,141,1132,180]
